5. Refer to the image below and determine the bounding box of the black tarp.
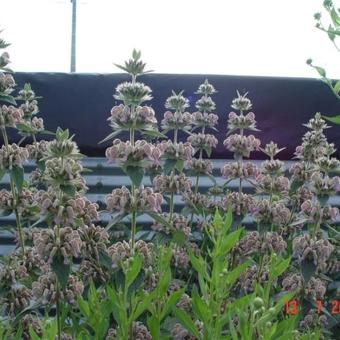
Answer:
[3,72,340,159]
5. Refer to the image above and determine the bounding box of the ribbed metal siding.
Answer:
[1,158,339,255]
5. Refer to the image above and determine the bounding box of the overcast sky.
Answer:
[1,0,339,78]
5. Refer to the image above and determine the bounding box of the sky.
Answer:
[1,0,340,78]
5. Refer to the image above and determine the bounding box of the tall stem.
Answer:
[1,127,25,255]
[56,280,62,340]
[168,127,179,223]
[130,104,137,250]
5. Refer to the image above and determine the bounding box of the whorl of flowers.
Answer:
[282,273,327,299]
[260,159,285,175]
[309,171,340,197]
[44,157,86,190]
[0,143,29,170]
[300,199,339,223]
[165,91,190,112]
[236,231,287,255]
[255,174,290,196]
[221,161,259,180]
[0,73,15,94]
[195,96,216,113]
[11,247,44,276]
[224,134,261,158]
[105,139,162,165]
[158,140,194,161]
[108,240,153,269]
[187,133,218,151]
[153,173,192,194]
[292,234,334,271]
[44,135,81,160]
[114,81,152,106]
[109,104,157,128]
[26,140,49,161]
[37,190,99,227]
[294,113,334,162]
[315,156,340,173]
[184,191,220,214]
[161,110,192,131]
[172,244,190,270]
[1,285,31,315]
[32,272,84,305]
[0,188,13,212]
[251,199,291,227]
[299,310,328,330]
[33,226,82,264]
[15,188,40,220]
[222,192,255,216]
[0,258,28,285]
[187,158,213,175]
[19,98,39,117]
[228,111,257,131]
[79,260,110,285]
[289,161,315,182]
[0,105,23,128]
[151,212,191,238]
[192,111,218,129]
[239,264,269,293]
[21,314,43,340]
[231,91,253,111]
[78,224,109,260]
[171,243,199,271]
[105,322,151,340]
[106,186,163,213]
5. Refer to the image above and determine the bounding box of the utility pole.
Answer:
[70,0,77,72]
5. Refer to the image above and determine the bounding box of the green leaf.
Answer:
[331,8,340,26]
[164,158,177,175]
[270,257,291,280]
[51,256,70,289]
[161,288,184,320]
[215,228,243,257]
[141,128,167,139]
[147,315,160,339]
[40,129,56,136]
[333,80,340,94]
[77,296,90,318]
[60,184,76,197]
[125,255,143,289]
[147,211,173,231]
[225,261,251,286]
[10,166,24,193]
[300,258,317,283]
[175,159,184,172]
[105,212,126,230]
[189,251,209,281]
[173,308,201,339]
[314,65,326,77]
[191,290,208,323]
[0,93,16,105]
[98,249,113,270]
[124,165,144,186]
[16,123,32,133]
[29,328,41,340]
[322,114,340,125]
[98,129,123,144]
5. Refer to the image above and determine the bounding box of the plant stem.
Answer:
[56,280,62,340]
[129,104,137,250]
[168,128,179,223]
[1,127,25,255]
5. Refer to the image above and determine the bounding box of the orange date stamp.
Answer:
[284,299,340,315]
